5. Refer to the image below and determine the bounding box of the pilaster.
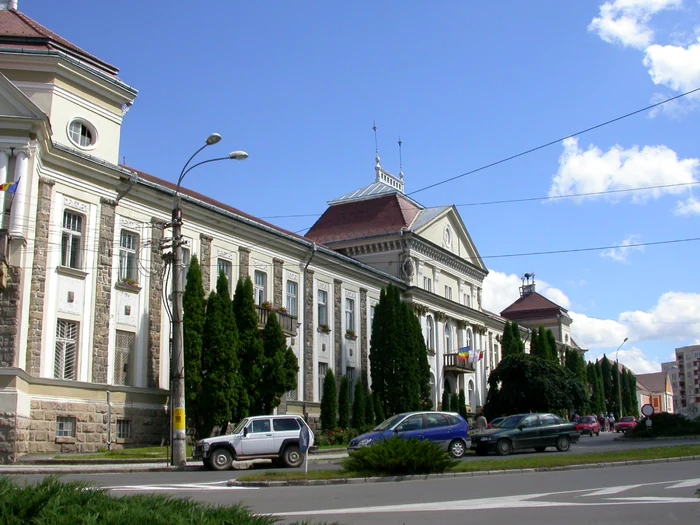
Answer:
[273,258,284,308]
[333,279,342,386]
[360,288,368,386]
[303,269,315,401]
[147,218,165,388]
[238,246,250,280]
[199,234,212,291]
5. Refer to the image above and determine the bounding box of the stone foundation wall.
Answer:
[0,264,21,367]
[0,412,29,464]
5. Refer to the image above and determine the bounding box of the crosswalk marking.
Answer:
[665,478,700,489]
[583,484,643,496]
[105,481,256,492]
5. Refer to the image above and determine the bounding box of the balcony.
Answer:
[255,306,298,337]
[443,353,475,373]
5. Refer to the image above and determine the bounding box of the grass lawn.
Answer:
[58,445,194,460]
[236,444,700,482]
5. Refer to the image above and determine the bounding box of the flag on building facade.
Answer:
[469,350,484,363]
[457,346,470,361]
[0,181,16,193]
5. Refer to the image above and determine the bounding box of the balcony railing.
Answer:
[443,353,475,372]
[255,306,298,337]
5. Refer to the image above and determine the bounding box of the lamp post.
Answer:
[170,134,248,467]
[615,337,628,420]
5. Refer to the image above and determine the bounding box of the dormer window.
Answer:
[68,119,96,148]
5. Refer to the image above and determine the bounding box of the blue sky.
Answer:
[24,0,700,372]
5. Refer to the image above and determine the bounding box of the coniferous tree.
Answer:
[546,330,559,363]
[458,389,468,419]
[511,322,525,354]
[232,277,263,416]
[338,375,350,429]
[441,384,451,411]
[627,371,639,415]
[500,321,514,358]
[320,369,337,431]
[600,355,613,413]
[537,327,551,361]
[611,362,621,418]
[200,273,243,435]
[529,327,541,358]
[451,392,459,414]
[595,361,606,414]
[374,392,385,424]
[259,311,299,414]
[365,390,375,428]
[620,369,631,416]
[587,362,604,415]
[183,255,206,438]
[352,378,366,429]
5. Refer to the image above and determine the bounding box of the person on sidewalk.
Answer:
[475,413,487,430]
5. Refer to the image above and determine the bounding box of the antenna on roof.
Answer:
[398,137,404,179]
[373,121,381,171]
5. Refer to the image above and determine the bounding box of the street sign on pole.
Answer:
[299,425,310,475]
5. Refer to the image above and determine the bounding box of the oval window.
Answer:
[68,119,96,148]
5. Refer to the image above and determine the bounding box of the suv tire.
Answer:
[209,448,234,471]
[281,444,303,468]
[448,439,466,458]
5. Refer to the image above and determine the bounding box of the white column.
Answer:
[9,149,29,238]
[0,150,9,229]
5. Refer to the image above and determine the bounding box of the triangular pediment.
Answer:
[410,205,486,271]
[0,72,47,120]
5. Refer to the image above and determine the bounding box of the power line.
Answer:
[407,86,700,196]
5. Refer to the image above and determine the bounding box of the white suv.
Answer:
[193,414,314,471]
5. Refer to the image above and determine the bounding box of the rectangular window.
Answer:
[254,270,267,305]
[318,289,328,326]
[423,276,432,292]
[346,366,355,403]
[217,258,233,295]
[114,330,134,386]
[345,297,355,332]
[117,419,131,439]
[118,230,139,283]
[54,319,78,380]
[464,293,470,307]
[56,416,76,438]
[370,305,376,334]
[182,247,191,289]
[286,280,298,317]
[445,286,452,301]
[61,211,83,269]
[318,362,328,400]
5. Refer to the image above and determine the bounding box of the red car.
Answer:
[575,415,601,436]
[615,416,637,433]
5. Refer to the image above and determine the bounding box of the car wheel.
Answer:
[475,447,489,456]
[448,439,466,458]
[534,446,546,453]
[555,436,570,452]
[496,439,512,456]
[209,448,233,471]
[281,445,303,468]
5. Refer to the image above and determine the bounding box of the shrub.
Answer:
[342,436,458,476]
[631,412,700,438]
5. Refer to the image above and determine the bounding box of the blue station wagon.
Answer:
[348,411,470,458]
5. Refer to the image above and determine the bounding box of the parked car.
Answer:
[615,416,638,433]
[193,414,313,471]
[487,417,505,429]
[470,413,580,456]
[348,411,470,458]
[576,415,601,436]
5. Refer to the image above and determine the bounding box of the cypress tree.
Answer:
[511,322,525,354]
[529,327,541,357]
[320,369,337,431]
[365,390,375,428]
[595,361,606,414]
[600,355,613,413]
[260,311,299,414]
[546,329,558,363]
[374,392,385,424]
[501,321,513,358]
[620,369,630,416]
[183,255,206,438]
[627,371,639,415]
[458,389,468,418]
[232,277,263,416]
[610,362,621,418]
[451,392,459,414]
[587,362,603,415]
[351,378,366,429]
[369,288,390,415]
[338,375,350,429]
[441,385,451,411]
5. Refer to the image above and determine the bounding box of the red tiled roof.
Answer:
[0,9,118,76]
[305,194,421,244]
[636,372,669,394]
[121,166,311,243]
[500,291,568,319]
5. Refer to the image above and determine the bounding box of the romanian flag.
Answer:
[457,346,470,361]
[0,181,16,193]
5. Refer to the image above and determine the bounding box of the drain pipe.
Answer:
[106,390,112,451]
[115,171,139,202]
[300,243,317,416]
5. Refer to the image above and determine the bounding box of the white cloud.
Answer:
[674,196,700,215]
[482,270,571,314]
[587,346,662,374]
[601,234,645,262]
[548,138,699,207]
[644,38,700,92]
[588,0,682,49]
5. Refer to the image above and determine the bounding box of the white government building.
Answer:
[0,2,517,463]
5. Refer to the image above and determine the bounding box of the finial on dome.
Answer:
[398,137,404,179]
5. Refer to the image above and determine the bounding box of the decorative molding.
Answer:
[253,259,267,269]
[345,290,357,300]
[411,303,429,315]
[56,266,88,280]
[317,281,329,292]
[286,270,299,282]
[410,238,487,281]
[120,218,141,231]
[216,248,233,260]
[435,311,446,322]
[63,196,88,213]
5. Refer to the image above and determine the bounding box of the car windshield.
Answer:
[374,414,405,431]
[620,417,635,422]
[577,417,595,423]
[499,415,524,429]
[231,418,249,435]
[491,418,504,427]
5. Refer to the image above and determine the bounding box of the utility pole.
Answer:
[170,197,186,467]
[616,337,628,420]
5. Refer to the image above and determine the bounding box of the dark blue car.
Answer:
[347,411,470,458]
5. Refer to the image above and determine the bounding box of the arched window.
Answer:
[426,316,435,351]
[466,328,473,350]
[445,321,453,353]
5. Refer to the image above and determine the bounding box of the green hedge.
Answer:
[631,412,700,438]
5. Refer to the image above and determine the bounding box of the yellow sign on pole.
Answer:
[174,408,186,431]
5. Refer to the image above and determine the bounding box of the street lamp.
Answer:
[615,337,628,420]
[170,134,248,467]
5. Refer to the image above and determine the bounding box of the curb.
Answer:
[614,435,700,442]
[226,455,700,487]
[0,464,203,475]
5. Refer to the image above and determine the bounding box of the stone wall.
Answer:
[199,234,212,291]
[360,288,368,386]
[273,258,283,308]
[147,219,165,388]
[0,264,21,367]
[303,269,315,401]
[91,197,115,383]
[26,177,54,375]
[0,412,29,464]
[238,246,250,280]
[333,279,342,386]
